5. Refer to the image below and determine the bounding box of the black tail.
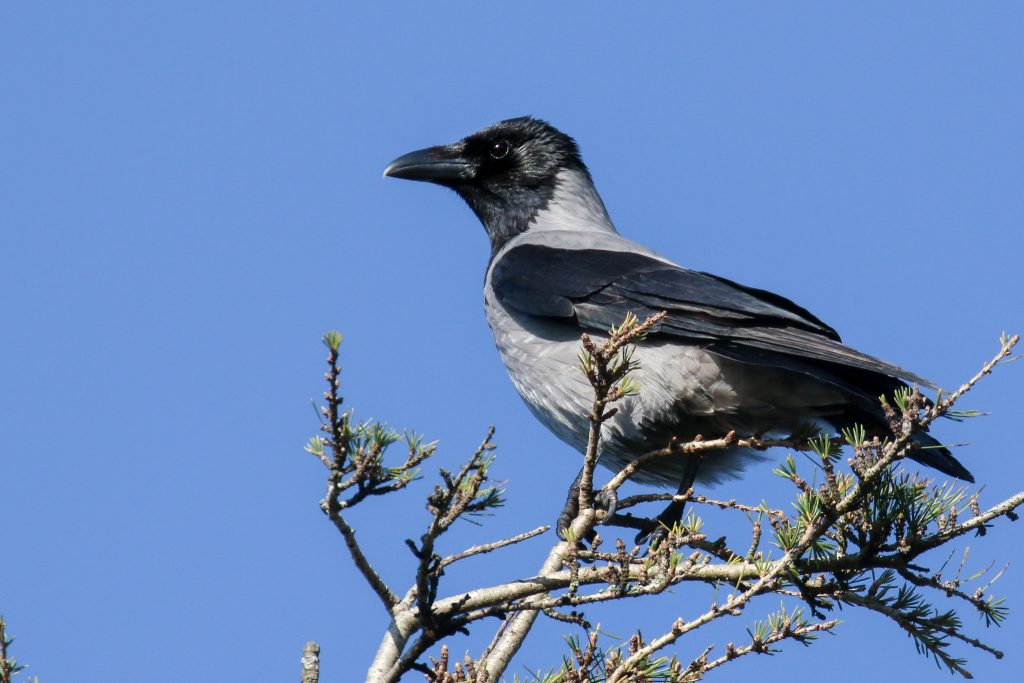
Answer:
[805,365,975,483]
[907,432,974,483]
[818,365,975,483]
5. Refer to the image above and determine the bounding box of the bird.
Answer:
[383,116,973,538]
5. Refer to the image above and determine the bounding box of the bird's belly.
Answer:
[485,302,760,486]
[490,318,595,452]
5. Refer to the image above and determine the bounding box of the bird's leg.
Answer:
[556,467,618,541]
[555,470,584,540]
[634,454,704,546]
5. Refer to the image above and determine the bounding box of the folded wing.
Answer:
[491,244,934,389]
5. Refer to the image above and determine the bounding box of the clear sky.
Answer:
[2,3,1022,682]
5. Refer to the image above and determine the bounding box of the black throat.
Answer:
[455,177,561,260]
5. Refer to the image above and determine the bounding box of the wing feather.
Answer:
[491,244,934,388]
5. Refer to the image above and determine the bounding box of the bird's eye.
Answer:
[489,140,510,159]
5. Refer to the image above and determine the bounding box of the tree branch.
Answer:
[324,499,399,610]
[439,525,549,569]
[311,327,1021,681]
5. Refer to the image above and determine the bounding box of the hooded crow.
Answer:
[384,116,973,534]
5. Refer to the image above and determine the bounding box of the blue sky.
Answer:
[2,3,1022,682]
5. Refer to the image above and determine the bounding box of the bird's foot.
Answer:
[598,488,618,519]
[637,521,671,550]
[556,487,618,542]
[633,499,687,548]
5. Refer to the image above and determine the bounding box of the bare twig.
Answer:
[324,498,400,609]
[617,492,784,518]
[603,433,838,495]
[300,641,320,683]
[931,335,1019,419]
[439,525,550,569]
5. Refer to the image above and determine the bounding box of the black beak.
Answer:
[383,144,474,183]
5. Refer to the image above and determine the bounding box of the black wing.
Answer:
[491,244,933,387]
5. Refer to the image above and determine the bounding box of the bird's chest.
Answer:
[483,287,595,450]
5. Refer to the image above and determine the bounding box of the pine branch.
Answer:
[313,327,1022,682]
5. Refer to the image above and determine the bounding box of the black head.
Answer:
[384,117,590,252]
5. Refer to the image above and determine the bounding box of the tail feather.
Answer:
[907,433,974,483]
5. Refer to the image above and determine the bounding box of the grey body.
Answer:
[484,169,818,485]
[384,117,973,487]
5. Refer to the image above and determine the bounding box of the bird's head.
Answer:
[384,117,599,253]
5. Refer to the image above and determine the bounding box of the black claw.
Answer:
[557,469,619,542]
[633,455,704,547]
[638,522,670,549]
[596,488,618,519]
